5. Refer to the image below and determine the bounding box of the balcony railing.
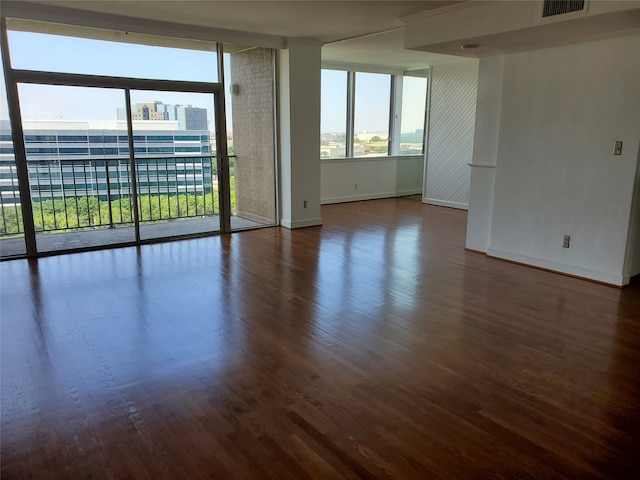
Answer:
[0,155,234,236]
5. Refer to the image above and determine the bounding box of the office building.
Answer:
[0,120,213,207]
[117,102,208,130]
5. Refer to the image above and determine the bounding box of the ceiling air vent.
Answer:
[542,0,585,17]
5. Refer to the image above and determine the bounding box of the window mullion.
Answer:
[389,75,402,156]
[346,71,355,159]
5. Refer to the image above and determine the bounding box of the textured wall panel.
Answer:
[231,48,276,223]
[398,156,424,195]
[425,60,478,209]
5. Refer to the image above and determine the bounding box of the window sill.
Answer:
[320,154,423,163]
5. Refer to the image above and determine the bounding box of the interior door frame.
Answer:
[1,29,231,255]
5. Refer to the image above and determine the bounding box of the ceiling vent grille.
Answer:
[542,0,585,17]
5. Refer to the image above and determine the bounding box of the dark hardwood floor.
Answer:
[1,197,639,479]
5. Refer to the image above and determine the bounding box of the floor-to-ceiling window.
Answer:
[16,84,137,253]
[0,51,25,257]
[0,19,277,258]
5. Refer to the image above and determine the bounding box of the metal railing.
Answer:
[0,155,232,236]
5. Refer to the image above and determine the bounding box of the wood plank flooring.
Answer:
[1,197,639,479]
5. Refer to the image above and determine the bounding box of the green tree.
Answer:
[1,177,237,236]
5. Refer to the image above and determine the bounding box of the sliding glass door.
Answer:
[1,20,277,258]
[15,83,136,253]
[129,90,221,241]
[3,73,229,255]
[0,53,25,257]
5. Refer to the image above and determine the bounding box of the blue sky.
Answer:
[3,30,223,129]
[321,70,426,135]
[2,30,426,134]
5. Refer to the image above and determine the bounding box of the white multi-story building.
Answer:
[0,120,215,207]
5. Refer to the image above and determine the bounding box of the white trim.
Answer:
[486,247,626,286]
[321,156,396,164]
[404,68,430,77]
[322,192,397,205]
[321,61,405,76]
[390,75,403,156]
[400,0,486,23]
[422,67,432,203]
[326,27,405,46]
[285,37,323,48]
[321,154,423,164]
[467,163,497,168]
[280,217,323,229]
[398,188,423,196]
[422,198,469,210]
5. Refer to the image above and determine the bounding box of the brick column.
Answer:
[229,48,276,223]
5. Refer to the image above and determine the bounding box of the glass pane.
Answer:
[321,70,347,159]
[0,55,26,257]
[400,76,428,155]
[16,84,135,253]
[227,47,277,229]
[7,29,218,82]
[354,72,390,158]
[130,91,219,240]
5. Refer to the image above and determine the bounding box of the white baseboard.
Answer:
[486,247,626,286]
[280,217,323,229]
[422,198,469,210]
[321,192,397,205]
[398,189,422,196]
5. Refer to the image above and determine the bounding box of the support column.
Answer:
[230,48,276,224]
[278,40,322,229]
[465,54,504,252]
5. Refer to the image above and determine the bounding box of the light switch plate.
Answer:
[613,141,623,155]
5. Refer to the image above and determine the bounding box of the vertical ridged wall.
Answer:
[231,48,276,223]
[424,60,479,209]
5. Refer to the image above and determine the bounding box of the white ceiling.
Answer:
[322,28,463,71]
[8,0,467,69]
[6,1,639,71]
[20,0,462,43]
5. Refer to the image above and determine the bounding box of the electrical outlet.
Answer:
[303,200,307,208]
[563,235,570,248]
[613,141,623,155]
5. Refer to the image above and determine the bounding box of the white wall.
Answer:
[487,35,640,286]
[623,148,640,280]
[321,156,423,204]
[278,40,323,228]
[465,54,504,252]
[424,60,478,210]
[398,155,425,196]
